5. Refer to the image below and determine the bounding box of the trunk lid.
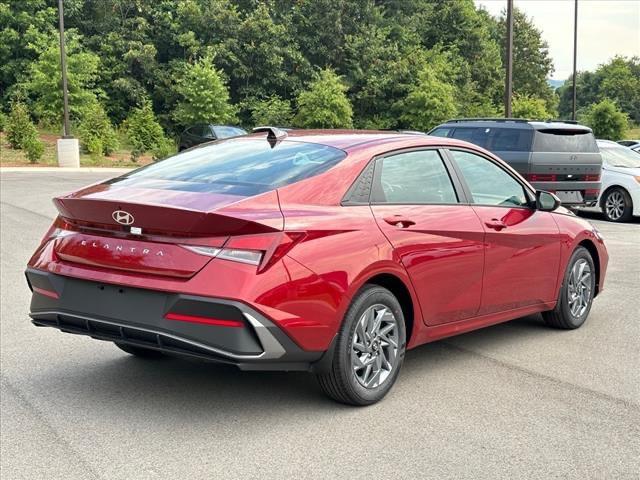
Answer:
[51,179,283,278]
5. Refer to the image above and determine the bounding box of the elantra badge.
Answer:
[112,210,134,225]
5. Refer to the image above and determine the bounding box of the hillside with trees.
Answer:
[1,0,638,163]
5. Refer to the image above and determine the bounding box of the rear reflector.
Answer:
[165,312,244,328]
[584,174,601,181]
[525,174,557,182]
[33,287,59,299]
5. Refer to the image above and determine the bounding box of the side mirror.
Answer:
[536,190,561,211]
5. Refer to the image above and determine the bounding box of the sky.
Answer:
[474,0,640,80]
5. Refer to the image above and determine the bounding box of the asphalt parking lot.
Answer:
[1,171,639,480]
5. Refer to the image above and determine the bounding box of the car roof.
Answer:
[247,129,469,151]
[433,119,592,132]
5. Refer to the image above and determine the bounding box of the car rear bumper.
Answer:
[529,181,600,206]
[26,268,325,371]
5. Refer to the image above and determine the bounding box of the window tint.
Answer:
[450,127,491,148]
[429,128,451,138]
[451,150,528,207]
[213,126,246,138]
[533,130,598,152]
[114,139,346,196]
[373,150,458,204]
[490,128,533,151]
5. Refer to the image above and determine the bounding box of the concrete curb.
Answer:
[0,167,133,173]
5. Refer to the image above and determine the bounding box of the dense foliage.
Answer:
[76,102,119,156]
[123,102,173,161]
[1,0,637,141]
[579,99,629,140]
[6,101,44,162]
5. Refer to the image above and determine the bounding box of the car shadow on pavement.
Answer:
[31,313,554,416]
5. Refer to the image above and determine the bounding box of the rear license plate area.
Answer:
[556,190,583,204]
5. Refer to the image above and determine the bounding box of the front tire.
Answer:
[543,246,596,329]
[316,285,406,406]
[602,187,633,222]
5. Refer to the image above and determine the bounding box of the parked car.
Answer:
[179,124,246,151]
[429,118,602,207]
[630,144,640,154]
[617,140,640,148]
[596,139,640,222]
[26,128,608,406]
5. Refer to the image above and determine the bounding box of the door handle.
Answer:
[383,216,416,228]
[485,219,507,231]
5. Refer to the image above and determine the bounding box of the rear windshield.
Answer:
[532,129,598,152]
[113,139,346,196]
[443,126,533,152]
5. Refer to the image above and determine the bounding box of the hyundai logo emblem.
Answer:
[112,210,135,225]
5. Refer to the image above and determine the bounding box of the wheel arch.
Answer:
[577,239,601,297]
[362,273,416,346]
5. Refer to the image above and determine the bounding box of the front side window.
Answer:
[373,150,458,204]
[449,127,491,149]
[450,150,529,207]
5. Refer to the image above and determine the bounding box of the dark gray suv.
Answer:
[429,119,602,206]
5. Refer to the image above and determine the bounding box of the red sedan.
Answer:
[26,128,608,405]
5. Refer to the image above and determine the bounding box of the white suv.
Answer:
[597,140,640,222]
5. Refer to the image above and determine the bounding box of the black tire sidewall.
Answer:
[335,286,406,405]
[603,188,633,222]
[557,247,596,328]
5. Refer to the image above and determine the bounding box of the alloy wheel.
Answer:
[567,258,592,317]
[605,191,625,221]
[351,304,399,389]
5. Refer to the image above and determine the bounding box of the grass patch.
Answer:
[625,125,640,140]
[0,130,153,168]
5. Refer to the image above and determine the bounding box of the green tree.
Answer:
[76,102,119,156]
[511,94,551,120]
[124,102,172,161]
[580,99,628,140]
[249,96,293,127]
[6,101,37,149]
[294,69,353,128]
[173,55,236,128]
[395,63,457,131]
[22,32,101,127]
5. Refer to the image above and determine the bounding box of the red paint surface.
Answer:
[27,131,609,353]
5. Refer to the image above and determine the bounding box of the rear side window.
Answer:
[449,127,491,149]
[490,128,533,151]
[372,150,458,204]
[533,129,598,152]
[114,139,347,196]
[429,128,452,138]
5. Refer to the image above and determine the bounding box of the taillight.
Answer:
[584,174,601,181]
[182,232,305,271]
[40,216,76,245]
[525,173,557,182]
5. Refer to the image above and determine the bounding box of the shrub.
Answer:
[580,99,628,140]
[6,102,38,149]
[250,96,293,127]
[0,111,6,132]
[294,69,353,128]
[511,94,551,120]
[123,103,170,161]
[151,137,176,162]
[24,135,44,163]
[77,103,119,156]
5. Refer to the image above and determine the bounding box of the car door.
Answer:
[446,149,561,315]
[369,148,485,325]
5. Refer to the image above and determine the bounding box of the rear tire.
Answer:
[602,187,633,222]
[316,285,406,406]
[542,246,596,329]
[114,342,165,359]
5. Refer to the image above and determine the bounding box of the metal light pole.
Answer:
[572,0,578,120]
[56,0,80,167]
[58,0,71,137]
[504,0,514,118]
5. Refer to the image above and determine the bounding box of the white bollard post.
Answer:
[56,138,80,168]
